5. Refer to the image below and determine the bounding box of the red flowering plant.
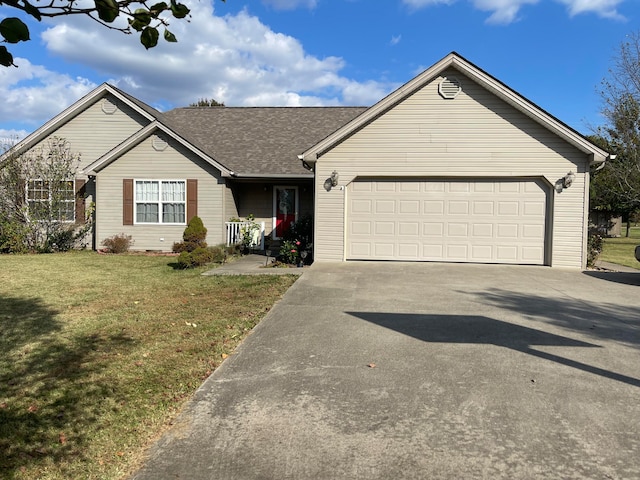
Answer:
[279,214,313,265]
[280,239,301,265]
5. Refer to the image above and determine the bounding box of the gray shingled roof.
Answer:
[162,107,367,176]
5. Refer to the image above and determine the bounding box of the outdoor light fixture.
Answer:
[562,171,576,189]
[555,171,577,193]
[330,170,339,187]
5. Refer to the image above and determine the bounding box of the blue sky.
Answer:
[0,0,636,142]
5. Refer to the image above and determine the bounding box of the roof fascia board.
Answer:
[84,121,234,177]
[2,84,157,162]
[302,52,608,164]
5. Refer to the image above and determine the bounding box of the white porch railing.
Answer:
[225,221,265,250]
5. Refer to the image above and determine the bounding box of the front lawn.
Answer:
[598,226,640,269]
[0,251,297,479]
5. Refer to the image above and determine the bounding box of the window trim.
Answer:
[26,178,76,223]
[133,179,187,225]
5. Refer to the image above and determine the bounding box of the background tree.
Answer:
[0,137,90,252]
[189,98,225,107]
[594,30,640,236]
[0,0,225,67]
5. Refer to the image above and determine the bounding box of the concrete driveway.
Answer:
[132,262,640,480]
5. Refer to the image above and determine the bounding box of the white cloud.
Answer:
[473,0,539,24]
[556,0,625,19]
[0,59,96,128]
[34,4,393,111]
[403,0,625,23]
[391,35,402,45]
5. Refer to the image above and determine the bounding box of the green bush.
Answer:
[173,216,207,253]
[208,245,226,263]
[280,215,313,265]
[183,216,207,246]
[283,214,312,246]
[280,239,301,265]
[43,227,77,253]
[0,220,30,253]
[172,241,187,253]
[587,229,604,267]
[102,233,133,254]
[176,246,215,269]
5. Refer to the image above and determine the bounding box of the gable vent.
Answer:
[438,76,462,99]
[102,98,118,114]
[152,135,168,151]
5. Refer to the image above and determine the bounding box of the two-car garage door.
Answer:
[347,179,548,265]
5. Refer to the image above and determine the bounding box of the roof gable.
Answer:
[2,83,163,162]
[301,52,609,165]
[83,121,234,177]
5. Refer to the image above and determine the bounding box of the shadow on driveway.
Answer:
[348,312,640,388]
[583,270,640,286]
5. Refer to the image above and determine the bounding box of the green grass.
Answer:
[599,226,640,269]
[0,252,298,479]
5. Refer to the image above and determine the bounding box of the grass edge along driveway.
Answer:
[0,251,298,480]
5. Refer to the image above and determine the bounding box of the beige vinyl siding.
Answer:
[224,180,239,225]
[315,69,591,268]
[31,94,150,173]
[95,137,225,251]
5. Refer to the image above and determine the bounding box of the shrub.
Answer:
[174,216,207,253]
[281,215,313,265]
[280,239,301,265]
[283,214,312,246]
[176,246,214,269]
[239,214,261,251]
[208,245,226,263]
[183,216,207,246]
[102,233,133,254]
[0,220,30,253]
[587,229,604,268]
[172,241,187,253]
[43,227,77,253]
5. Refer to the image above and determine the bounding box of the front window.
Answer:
[135,180,186,224]
[26,179,75,222]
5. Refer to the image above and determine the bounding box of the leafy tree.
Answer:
[594,31,640,236]
[189,98,225,107]
[0,137,91,252]
[0,0,226,67]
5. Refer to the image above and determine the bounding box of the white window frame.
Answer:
[25,179,75,223]
[134,179,187,225]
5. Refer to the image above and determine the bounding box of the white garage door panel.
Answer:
[347,179,547,265]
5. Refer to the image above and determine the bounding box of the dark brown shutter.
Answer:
[123,179,134,225]
[75,178,86,224]
[186,179,197,222]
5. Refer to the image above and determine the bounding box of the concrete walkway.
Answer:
[133,262,640,480]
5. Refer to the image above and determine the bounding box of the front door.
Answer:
[273,186,298,239]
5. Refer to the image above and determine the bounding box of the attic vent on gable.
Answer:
[438,76,462,99]
[152,135,168,151]
[102,98,118,114]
